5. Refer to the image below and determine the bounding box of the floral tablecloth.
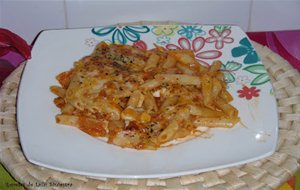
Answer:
[0,29,299,190]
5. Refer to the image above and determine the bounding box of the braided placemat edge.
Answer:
[0,22,300,190]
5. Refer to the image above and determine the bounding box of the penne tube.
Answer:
[219,89,234,103]
[53,97,65,109]
[211,78,222,100]
[155,74,201,86]
[216,72,225,82]
[144,53,160,72]
[61,103,75,114]
[121,107,140,121]
[194,117,239,128]
[157,120,179,143]
[127,90,143,108]
[176,62,194,75]
[140,79,161,90]
[201,74,213,108]
[215,98,238,117]
[173,128,191,139]
[78,117,108,137]
[56,114,109,137]
[209,60,222,73]
[56,70,73,88]
[144,92,158,112]
[172,52,195,65]
[163,54,176,68]
[121,107,151,123]
[56,114,79,127]
[50,86,66,97]
[174,107,190,121]
[189,105,224,117]
[159,96,179,111]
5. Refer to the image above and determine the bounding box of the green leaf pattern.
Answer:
[243,65,270,86]
[243,64,266,74]
[214,25,231,34]
[225,61,242,71]
[251,73,269,86]
[90,25,268,88]
[223,72,235,83]
[221,61,242,83]
[92,25,150,44]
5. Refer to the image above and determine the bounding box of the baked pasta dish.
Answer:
[50,42,239,150]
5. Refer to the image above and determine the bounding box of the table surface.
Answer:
[0,30,299,190]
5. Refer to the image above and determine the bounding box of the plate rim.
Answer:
[16,24,279,179]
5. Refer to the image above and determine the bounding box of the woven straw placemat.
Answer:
[1,22,300,190]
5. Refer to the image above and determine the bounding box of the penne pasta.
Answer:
[51,42,239,150]
[160,96,179,111]
[140,79,161,90]
[144,92,158,112]
[155,74,201,86]
[189,105,224,117]
[209,60,222,73]
[56,114,79,127]
[157,120,179,143]
[127,90,143,108]
[53,97,65,109]
[50,86,66,98]
[144,53,160,72]
[176,62,194,75]
[219,88,234,103]
[61,103,75,114]
[194,117,240,128]
[211,78,222,100]
[215,98,238,117]
[56,70,73,88]
[121,107,151,123]
[163,54,176,68]
[172,52,195,65]
[175,107,190,121]
[201,74,213,108]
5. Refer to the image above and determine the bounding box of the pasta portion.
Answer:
[50,42,239,150]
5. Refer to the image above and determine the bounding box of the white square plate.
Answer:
[17,24,278,178]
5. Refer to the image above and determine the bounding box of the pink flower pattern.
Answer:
[206,29,234,49]
[133,40,147,50]
[166,37,222,66]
